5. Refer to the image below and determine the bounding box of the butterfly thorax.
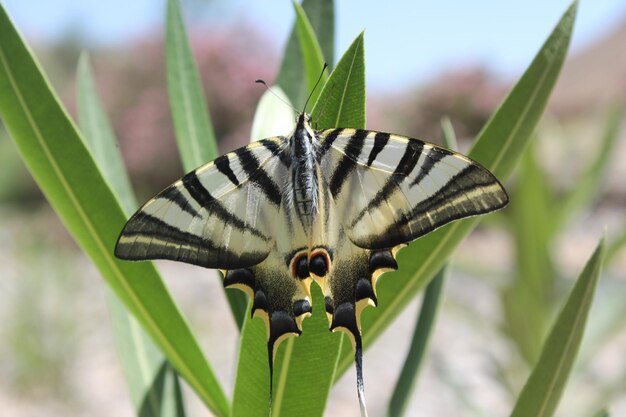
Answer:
[289,114,320,229]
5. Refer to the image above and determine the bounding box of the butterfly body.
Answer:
[115,112,508,415]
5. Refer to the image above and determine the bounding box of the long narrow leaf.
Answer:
[388,265,447,417]
[165,0,248,329]
[165,0,218,168]
[77,54,185,417]
[509,239,605,417]
[277,0,334,107]
[311,32,365,129]
[293,0,327,109]
[231,32,365,417]
[556,105,623,228]
[336,0,578,376]
[503,146,556,364]
[0,7,228,416]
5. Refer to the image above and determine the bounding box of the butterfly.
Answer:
[115,111,508,416]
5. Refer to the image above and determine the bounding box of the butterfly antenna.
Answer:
[302,63,328,113]
[255,79,298,113]
[355,334,369,417]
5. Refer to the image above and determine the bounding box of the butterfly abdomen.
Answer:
[290,114,320,226]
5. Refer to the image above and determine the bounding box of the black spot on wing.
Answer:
[355,278,377,304]
[328,130,368,197]
[237,146,282,206]
[293,299,312,316]
[223,268,256,290]
[330,302,360,337]
[369,250,398,272]
[215,154,240,186]
[367,132,390,166]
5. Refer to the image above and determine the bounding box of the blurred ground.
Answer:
[1,12,626,417]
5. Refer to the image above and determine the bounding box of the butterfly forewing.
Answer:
[316,128,508,249]
[115,137,290,270]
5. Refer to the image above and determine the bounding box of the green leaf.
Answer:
[387,122,454,417]
[336,0,578,377]
[293,0,328,110]
[231,33,365,417]
[556,105,624,228]
[0,6,228,416]
[388,265,447,417]
[166,0,247,329]
[77,53,186,417]
[440,116,458,150]
[311,32,365,129]
[165,0,218,168]
[509,239,605,417]
[77,53,137,213]
[277,0,334,107]
[606,225,626,264]
[502,145,556,364]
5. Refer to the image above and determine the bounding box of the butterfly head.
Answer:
[293,113,316,144]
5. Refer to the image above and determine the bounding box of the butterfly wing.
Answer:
[314,128,508,413]
[116,134,312,390]
[115,137,290,270]
[316,128,508,250]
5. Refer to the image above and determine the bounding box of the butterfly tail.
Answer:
[355,333,369,417]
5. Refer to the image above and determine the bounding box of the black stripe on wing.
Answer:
[410,146,451,187]
[237,146,282,206]
[316,128,343,159]
[356,164,508,249]
[214,154,240,186]
[367,132,390,166]
[160,186,199,217]
[260,138,292,167]
[349,140,425,228]
[115,212,269,269]
[181,172,268,240]
[328,129,368,197]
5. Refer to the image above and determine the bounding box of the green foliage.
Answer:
[0,5,228,416]
[77,53,186,417]
[510,240,605,417]
[388,266,448,417]
[277,0,334,107]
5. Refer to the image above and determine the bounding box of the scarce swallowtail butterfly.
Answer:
[115,90,508,416]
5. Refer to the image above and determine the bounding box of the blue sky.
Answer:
[3,1,626,92]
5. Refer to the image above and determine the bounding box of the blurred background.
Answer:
[1,1,625,416]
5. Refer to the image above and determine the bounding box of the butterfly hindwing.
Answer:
[316,128,509,250]
[115,137,290,270]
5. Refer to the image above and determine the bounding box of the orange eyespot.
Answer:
[291,251,309,279]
